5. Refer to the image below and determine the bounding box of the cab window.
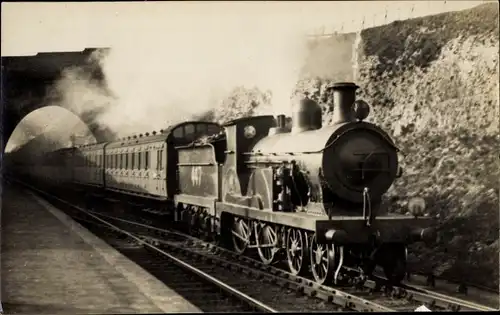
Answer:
[173,128,184,139]
[196,124,207,133]
[208,124,220,135]
[184,124,195,136]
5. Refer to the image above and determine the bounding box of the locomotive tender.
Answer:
[18,82,436,285]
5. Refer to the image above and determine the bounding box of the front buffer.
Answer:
[315,215,437,245]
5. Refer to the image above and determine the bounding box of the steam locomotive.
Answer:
[14,82,436,285]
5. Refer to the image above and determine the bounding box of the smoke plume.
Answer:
[64,18,308,137]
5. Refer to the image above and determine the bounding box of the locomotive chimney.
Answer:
[328,82,359,124]
[291,95,322,134]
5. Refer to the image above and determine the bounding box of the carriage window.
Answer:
[161,149,164,170]
[173,128,184,139]
[145,151,149,170]
[156,150,160,171]
[157,149,164,171]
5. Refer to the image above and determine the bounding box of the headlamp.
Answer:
[408,197,426,217]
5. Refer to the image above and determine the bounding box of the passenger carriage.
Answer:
[73,143,107,188]
[103,121,223,205]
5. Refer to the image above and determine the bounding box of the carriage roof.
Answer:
[105,121,222,149]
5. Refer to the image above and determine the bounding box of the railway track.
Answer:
[13,179,497,312]
[16,182,348,312]
[83,211,497,312]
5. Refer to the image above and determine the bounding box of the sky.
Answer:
[2,1,492,152]
[1,1,490,56]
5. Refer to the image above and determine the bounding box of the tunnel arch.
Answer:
[2,103,116,156]
[1,48,114,156]
[4,106,102,154]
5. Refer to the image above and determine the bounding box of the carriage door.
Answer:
[154,145,167,197]
[151,145,164,196]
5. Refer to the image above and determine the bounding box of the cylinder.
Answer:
[410,227,437,244]
[325,229,349,244]
[328,82,359,124]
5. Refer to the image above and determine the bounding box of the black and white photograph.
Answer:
[1,1,499,313]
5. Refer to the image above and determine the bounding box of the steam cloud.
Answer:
[49,15,310,138]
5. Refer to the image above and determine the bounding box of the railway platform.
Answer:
[0,180,201,314]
